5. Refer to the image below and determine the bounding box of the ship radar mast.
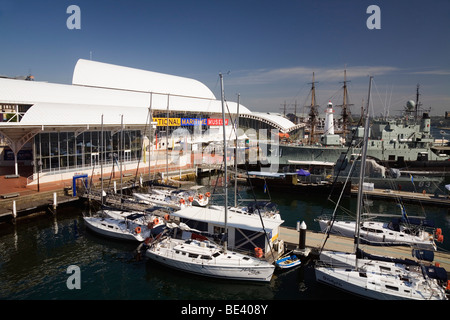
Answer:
[404,84,430,123]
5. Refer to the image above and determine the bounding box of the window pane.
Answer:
[41,133,49,157]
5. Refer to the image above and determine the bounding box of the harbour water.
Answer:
[0,181,449,305]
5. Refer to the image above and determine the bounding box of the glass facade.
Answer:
[33,130,142,172]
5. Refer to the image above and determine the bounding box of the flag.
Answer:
[410,174,414,183]
[398,204,409,222]
[263,181,267,193]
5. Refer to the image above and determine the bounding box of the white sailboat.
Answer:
[316,210,439,251]
[84,215,152,242]
[209,201,282,221]
[315,77,449,300]
[84,114,164,242]
[144,74,275,282]
[133,187,209,209]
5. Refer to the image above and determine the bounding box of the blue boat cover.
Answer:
[412,249,434,262]
[422,265,448,282]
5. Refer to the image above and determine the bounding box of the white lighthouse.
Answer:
[320,101,341,146]
[324,101,335,135]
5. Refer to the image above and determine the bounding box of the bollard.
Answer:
[53,192,58,209]
[12,200,17,219]
[297,221,307,250]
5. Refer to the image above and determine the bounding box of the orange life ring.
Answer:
[135,227,141,234]
[179,198,185,204]
[205,192,211,197]
[153,218,159,225]
[164,214,170,221]
[198,194,203,200]
[188,196,194,202]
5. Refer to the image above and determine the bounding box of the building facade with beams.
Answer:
[0,59,299,185]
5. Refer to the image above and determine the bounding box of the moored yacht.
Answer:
[145,229,275,282]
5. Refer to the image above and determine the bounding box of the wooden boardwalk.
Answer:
[279,226,450,273]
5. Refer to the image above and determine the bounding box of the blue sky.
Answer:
[1,0,449,116]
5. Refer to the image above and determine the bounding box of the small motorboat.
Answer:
[275,254,301,270]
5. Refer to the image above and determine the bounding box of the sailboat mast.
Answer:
[148,93,153,182]
[101,114,104,207]
[120,114,124,201]
[354,76,372,254]
[220,73,228,253]
[235,94,240,208]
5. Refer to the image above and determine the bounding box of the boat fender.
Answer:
[147,222,154,229]
[164,214,170,221]
[179,198,185,204]
[254,247,263,258]
[188,196,194,202]
[205,192,211,197]
[198,194,203,200]
[437,234,444,243]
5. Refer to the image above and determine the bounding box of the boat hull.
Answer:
[145,238,275,282]
[315,251,447,300]
[275,255,301,269]
[317,219,437,251]
[315,265,446,300]
[84,217,149,242]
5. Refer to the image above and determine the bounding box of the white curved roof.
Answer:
[0,60,255,126]
[241,112,303,133]
[0,80,252,126]
[20,102,148,126]
[73,59,216,100]
[0,77,149,107]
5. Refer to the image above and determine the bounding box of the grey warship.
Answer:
[275,81,450,173]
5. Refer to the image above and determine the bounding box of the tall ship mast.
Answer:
[335,69,353,135]
[307,72,320,144]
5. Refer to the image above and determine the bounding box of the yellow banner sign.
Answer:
[153,118,181,127]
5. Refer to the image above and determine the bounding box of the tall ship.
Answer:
[272,76,450,173]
